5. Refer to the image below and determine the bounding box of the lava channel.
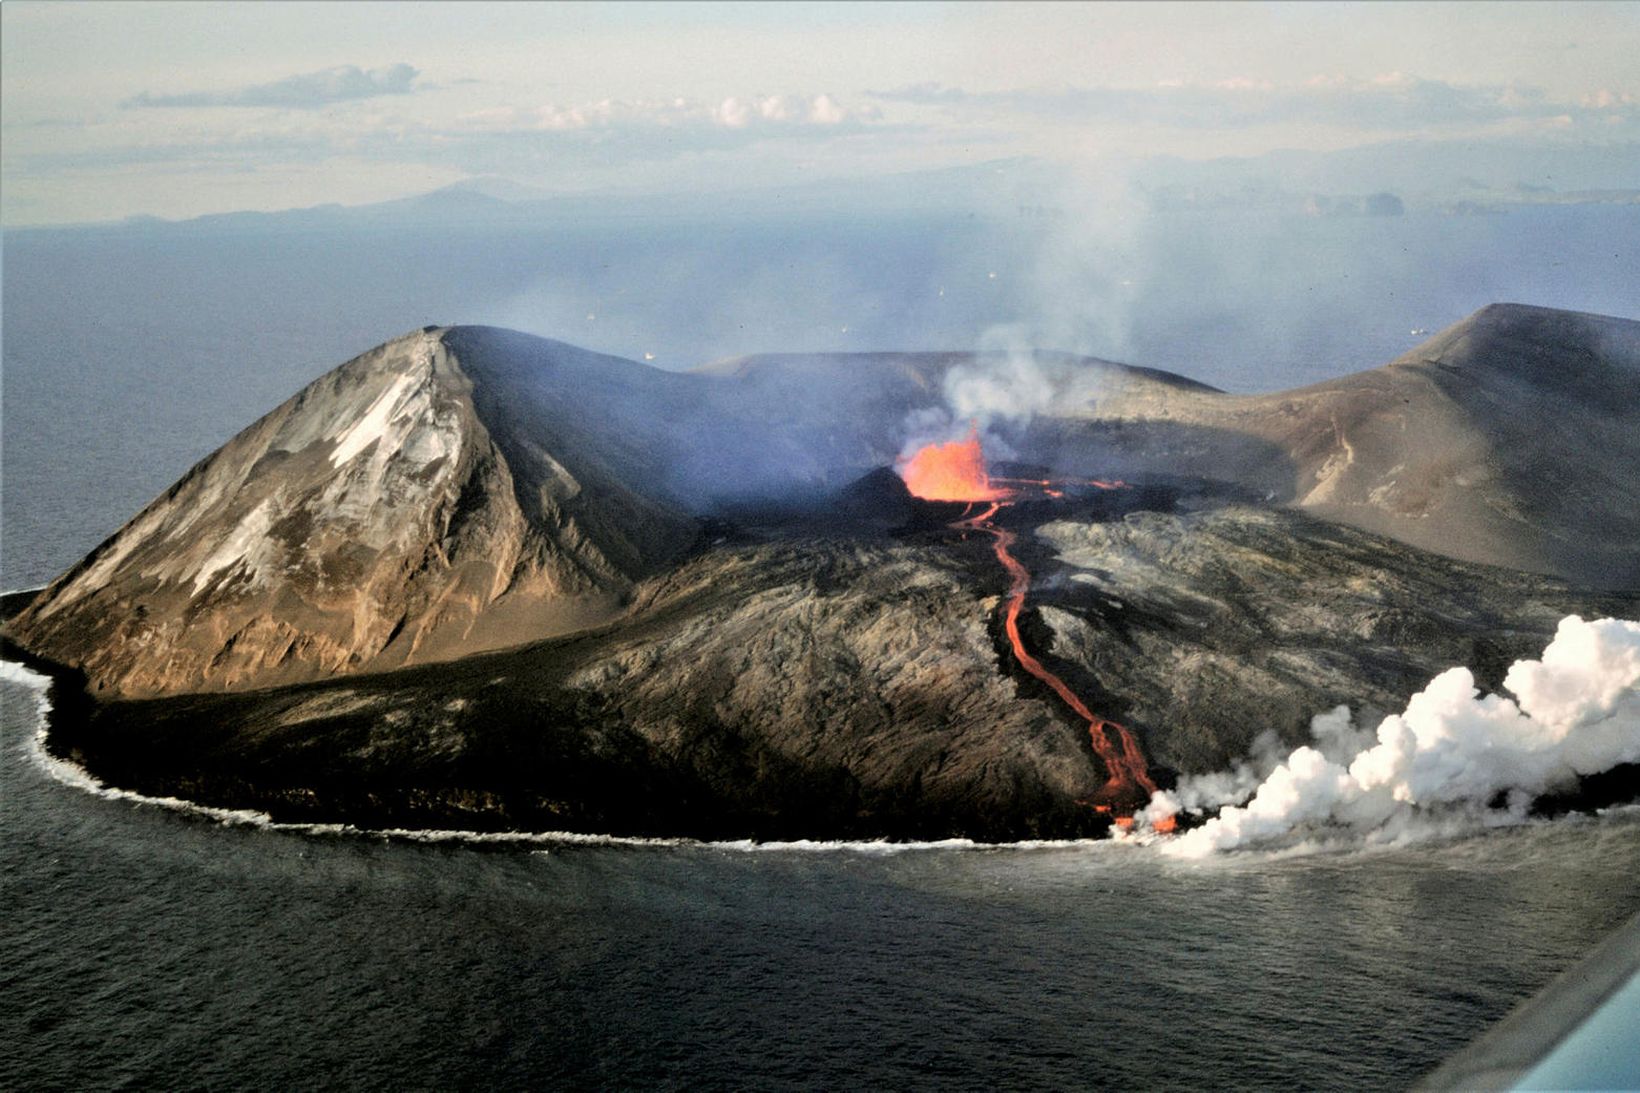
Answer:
[900,432,1168,828]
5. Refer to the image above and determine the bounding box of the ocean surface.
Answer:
[3,205,1639,1088]
[5,672,1639,1090]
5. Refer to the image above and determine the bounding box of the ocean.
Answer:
[3,204,1639,1088]
[5,672,1639,1089]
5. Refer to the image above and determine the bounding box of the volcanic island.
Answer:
[5,304,1639,840]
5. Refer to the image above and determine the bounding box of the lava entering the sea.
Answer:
[901,431,1171,831]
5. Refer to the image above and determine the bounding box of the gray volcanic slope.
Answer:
[1051,304,1640,587]
[37,502,1634,839]
[682,304,1640,586]
[6,328,698,697]
[4,327,1203,698]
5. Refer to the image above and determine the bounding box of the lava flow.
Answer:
[902,430,1167,828]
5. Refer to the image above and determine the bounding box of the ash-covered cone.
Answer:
[7,327,697,697]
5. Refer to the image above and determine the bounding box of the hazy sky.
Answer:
[3,1,1638,224]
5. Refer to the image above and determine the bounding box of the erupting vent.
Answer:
[898,427,1011,502]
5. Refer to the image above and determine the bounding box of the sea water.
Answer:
[5,672,1639,1089]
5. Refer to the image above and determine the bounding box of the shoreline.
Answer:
[2,655,1130,854]
[8,655,1637,860]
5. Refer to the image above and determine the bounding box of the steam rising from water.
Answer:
[1156,616,1640,856]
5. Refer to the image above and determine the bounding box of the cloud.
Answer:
[454,93,880,135]
[870,74,1632,135]
[869,81,969,105]
[393,93,892,172]
[19,91,895,183]
[1583,88,1638,110]
[124,64,421,110]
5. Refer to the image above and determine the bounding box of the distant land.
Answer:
[5,144,1635,234]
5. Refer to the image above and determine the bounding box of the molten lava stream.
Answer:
[953,502,1160,818]
[899,429,1167,828]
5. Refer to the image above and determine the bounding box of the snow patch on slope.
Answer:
[191,496,281,594]
[330,372,420,466]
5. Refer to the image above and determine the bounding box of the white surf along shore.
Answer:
[7,613,1639,858]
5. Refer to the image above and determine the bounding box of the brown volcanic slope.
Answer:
[1058,304,1640,587]
[691,304,1640,586]
[6,328,697,697]
[42,503,1634,840]
[3,330,1207,699]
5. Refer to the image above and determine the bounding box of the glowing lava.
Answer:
[900,432,1173,830]
[899,426,1011,502]
[956,501,1159,815]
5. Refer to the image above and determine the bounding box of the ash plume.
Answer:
[898,325,1059,460]
[1154,615,1640,856]
[896,162,1151,459]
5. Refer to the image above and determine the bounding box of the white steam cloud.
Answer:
[900,323,1112,461]
[900,159,1153,458]
[1155,615,1640,856]
[943,324,1058,424]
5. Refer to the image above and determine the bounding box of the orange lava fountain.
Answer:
[898,426,1011,502]
[902,432,1171,828]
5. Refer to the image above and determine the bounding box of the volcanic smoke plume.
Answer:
[1157,615,1640,856]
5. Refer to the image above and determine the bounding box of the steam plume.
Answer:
[1156,615,1640,856]
[900,323,1109,462]
[943,324,1058,423]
